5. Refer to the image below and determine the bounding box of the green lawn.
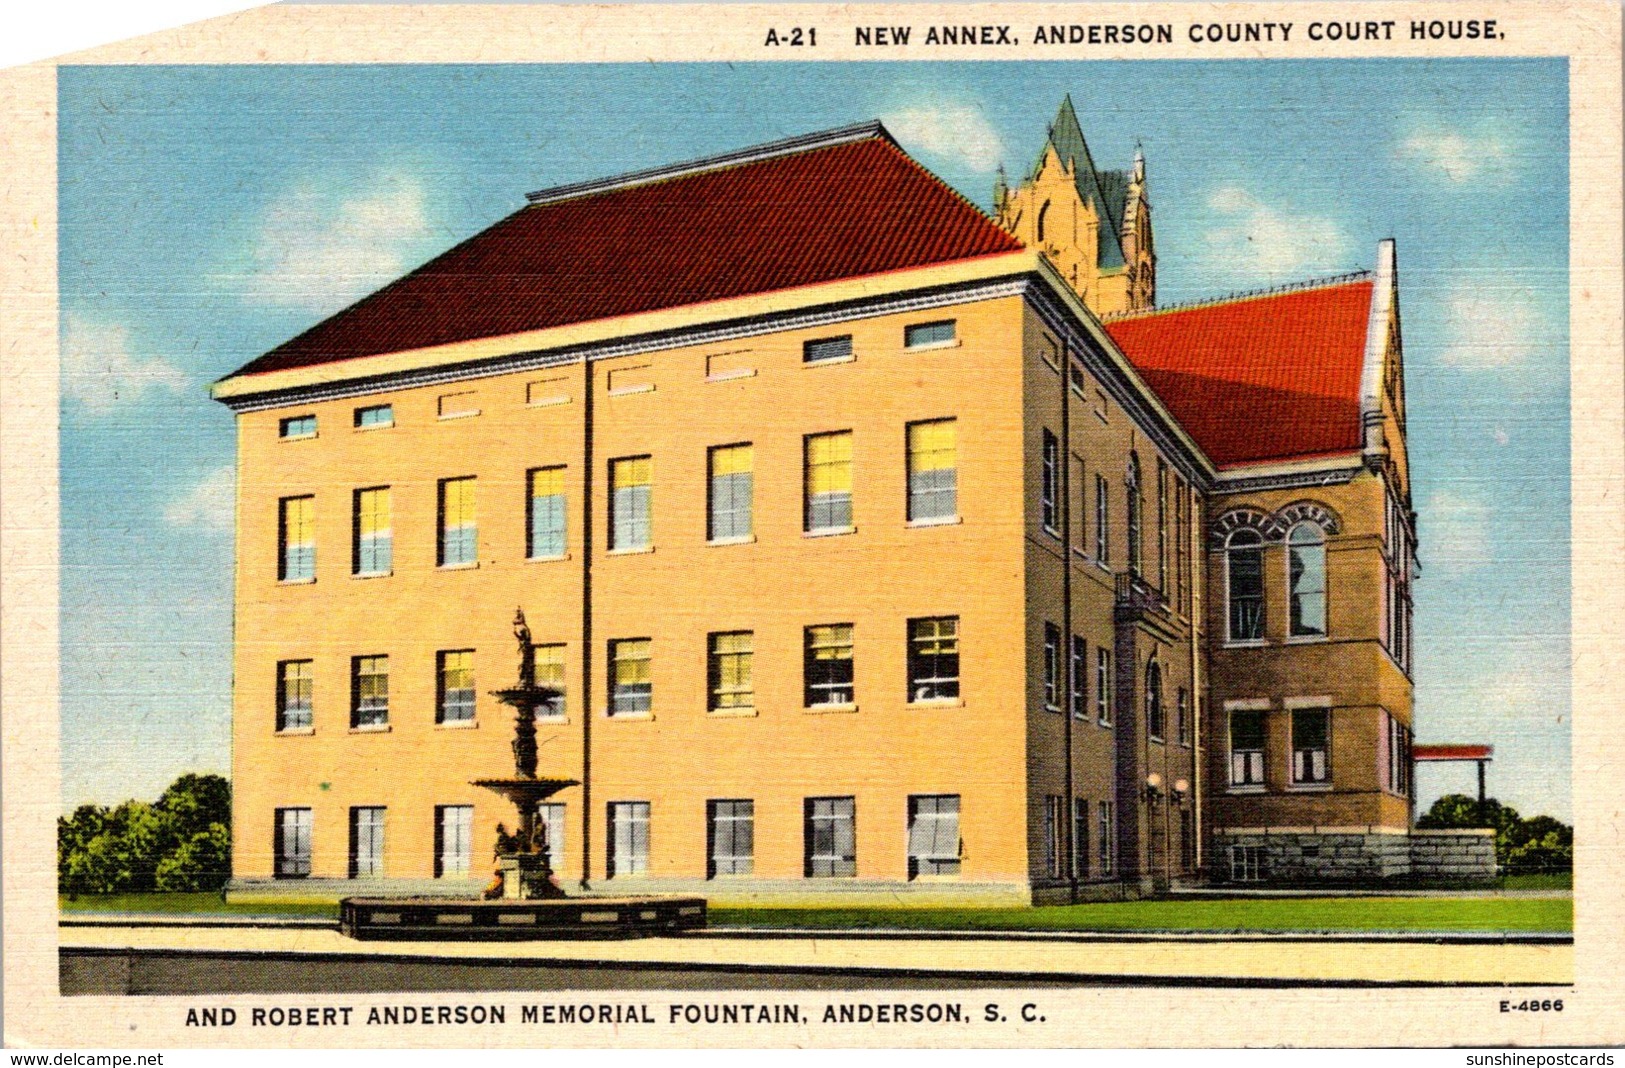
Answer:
[60,893,337,918]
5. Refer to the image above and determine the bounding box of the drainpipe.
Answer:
[1060,339,1077,903]
[579,356,595,890]
[1190,482,1204,878]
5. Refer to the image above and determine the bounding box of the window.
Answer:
[438,476,477,566]
[349,806,385,878]
[708,631,754,712]
[609,456,652,551]
[277,660,313,731]
[707,799,754,877]
[904,319,956,348]
[354,404,393,429]
[1097,800,1115,877]
[1292,708,1331,784]
[804,624,854,707]
[1288,522,1328,637]
[1229,709,1267,787]
[1072,798,1089,879]
[1386,714,1412,797]
[1226,529,1265,642]
[437,391,478,419]
[1069,636,1087,720]
[1146,659,1165,742]
[351,655,388,728]
[1040,430,1059,532]
[274,807,312,878]
[804,432,853,533]
[352,487,391,576]
[280,414,317,440]
[437,650,475,724]
[278,496,315,582]
[538,803,565,868]
[1177,687,1191,746]
[526,375,569,407]
[1181,809,1196,873]
[532,643,566,720]
[707,444,753,542]
[1096,648,1112,725]
[527,466,567,559]
[435,805,473,877]
[609,638,652,716]
[1042,623,1061,711]
[908,795,960,877]
[1043,795,1063,878]
[804,797,856,877]
[803,335,853,364]
[1126,453,1143,577]
[1229,844,1264,883]
[906,420,958,523]
[1156,459,1168,591]
[1036,200,1050,242]
[1071,455,1087,552]
[907,616,959,702]
[1094,474,1110,563]
[607,801,650,877]
[1174,477,1189,608]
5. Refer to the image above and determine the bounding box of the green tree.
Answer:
[57,773,232,895]
[1417,794,1572,872]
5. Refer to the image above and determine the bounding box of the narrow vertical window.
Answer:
[906,419,957,523]
[1146,659,1165,742]
[1072,798,1089,879]
[438,476,477,566]
[1229,709,1267,787]
[1042,623,1061,710]
[804,432,853,533]
[279,496,315,582]
[351,655,389,728]
[527,466,567,560]
[1292,708,1331,784]
[1071,454,1087,551]
[352,487,391,576]
[1098,801,1114,877]
[1177,687,1191,746]
[532,643,566,720]
[1069,636,1087,720]
[274,807,312,878]
[609,456,652,551]
[1043,796,1063,877]
[435,805,473,877]
[538,803,566,869]
[907,795,960,877]
[348,806,385,878]
[804,797,856,877]
[1226,529,1265,641]
[1156,459,1168,591]
[708,631,754,712]
[707,444,754,542]
[707,799,754,877]
[1126,453,1143,578]
[907,616,959,702]
[1175,477,1189,608]
[1040,430,1059,532]
[607,801,651,876]
[1096,647,1112,725]
[1094,474,1110,563]
[277,659,313,732]
[804,624,855,707]
[437,650,475,724]
[608,638,652,716]
[1288,522,1328,637]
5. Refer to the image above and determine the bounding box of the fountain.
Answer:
[339,609,706,940]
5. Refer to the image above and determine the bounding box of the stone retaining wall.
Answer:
[1409,828,1497,882]
[1212,826,1497,884]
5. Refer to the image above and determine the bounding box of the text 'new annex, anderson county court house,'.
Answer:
[213,100,1437,904]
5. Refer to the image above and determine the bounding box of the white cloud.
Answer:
[239,170,431,314]
[1395,122,1512,183]
[1190,186,1352,288]
[164,466,235,532]
[61,314,189,415]
[881,103,1004,173]
[1422,490,1492,577]
[1438,286,1543,370]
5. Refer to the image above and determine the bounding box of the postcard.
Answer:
[2,0,1622,1050]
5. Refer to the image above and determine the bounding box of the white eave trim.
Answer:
[1359,239,1396,431]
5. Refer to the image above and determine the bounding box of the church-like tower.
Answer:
[994,96,1155,318]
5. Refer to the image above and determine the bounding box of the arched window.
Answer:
[1226,528,1265,642]
[1037,200,1051,243]
[1126,453,1143,578]
[1145,658,1165,741]
[1288,521,1327,637]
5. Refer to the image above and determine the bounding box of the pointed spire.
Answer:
[1133,143,1146,184]
[992,165,1008,209]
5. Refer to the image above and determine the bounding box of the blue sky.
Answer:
[58,60,1570,820]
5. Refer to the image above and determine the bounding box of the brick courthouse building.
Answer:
[214,101,1477,902]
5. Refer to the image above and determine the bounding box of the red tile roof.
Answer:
[1413,744,1494,762]
[229,129,1022,378]
[1104,279,1375,468]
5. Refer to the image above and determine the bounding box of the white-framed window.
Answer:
[1042,623,1061,711]
[803,334,853,364]
[609,456,652,551]
[277,659,313,732]
[278,496,315,582]
[1043,795,1063,878]
[1229,709,1267,787]
[538,802,565,868]
[435,804,473,878]
[1174,476,1190,609]
[908,794,960,878]
[527,466,567,559]
[274,807,312,878]
[1177,687,1191,746]
[1069,636,1087,720]
[804,624,854,707]
[1072,454,1088,553]
[707,799,754,877]
[353,404,393,429]
[1072,798,1089,879]
[348,806,385,878]
[437,650,475,724]
[1094,474,1110,563]
[1146,658,1165,742]
[1040,430,1059,533]
[1156,459,1169,591]
[1292,708,1331,784]
[708,444,754,542]
[804,796,856,877]
[804,432,853,533]
[608,638,651,716]
[607,801,651,877]
[907,616,959,702]
[280,414,317,440]
[1229,844,1265,883]
[1096,647,1113,726]
[904,319,956,348]
[708,631,754,712]
[351,655,388,728]
[907,419,958,523]
[532,643,566,720]
[1097,800,1115,877]
[352,486,391,576]
[1226,528,1266,642]
[1288,521,1328,637]
[1126,453,1143,578]
[438,476,477,567]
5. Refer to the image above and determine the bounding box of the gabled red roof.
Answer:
[229,129,1022,378]
[1104,279,1375,469]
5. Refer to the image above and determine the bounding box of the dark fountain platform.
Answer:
[339,896,707,941]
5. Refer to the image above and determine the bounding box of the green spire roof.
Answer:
[1033,95,1127,271]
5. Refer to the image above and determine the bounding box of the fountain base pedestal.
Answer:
[339,895,707,940]
[495,852,567,900]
